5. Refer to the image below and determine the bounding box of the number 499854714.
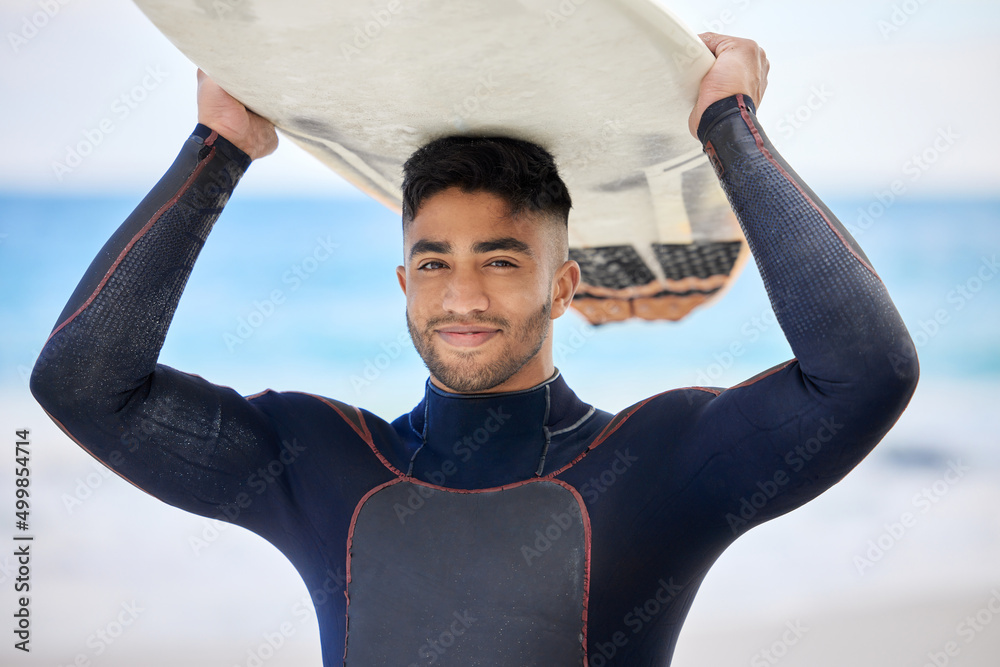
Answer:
[14,429,30,531]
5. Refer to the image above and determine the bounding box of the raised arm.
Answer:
[29,74,290,523]
[669,34,919,534]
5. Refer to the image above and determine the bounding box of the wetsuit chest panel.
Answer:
[345,479,588,665]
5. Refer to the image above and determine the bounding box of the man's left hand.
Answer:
[688,33,769,138]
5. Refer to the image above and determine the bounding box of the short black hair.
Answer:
[401,136,572,227]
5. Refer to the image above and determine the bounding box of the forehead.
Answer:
[404,187,546,249]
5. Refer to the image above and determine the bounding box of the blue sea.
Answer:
[0,194,998,665]
[2,195,998,406]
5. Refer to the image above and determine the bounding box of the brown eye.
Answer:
[418,261,446,271]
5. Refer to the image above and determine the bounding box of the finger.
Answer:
[697,32,725,55]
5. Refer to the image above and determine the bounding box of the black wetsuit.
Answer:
[31,95,919,666]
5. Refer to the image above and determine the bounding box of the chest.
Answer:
[343,478,589,665]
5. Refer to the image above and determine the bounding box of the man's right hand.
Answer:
[197,69,278,160]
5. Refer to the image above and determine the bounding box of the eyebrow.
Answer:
[473,237,533,256]
[408,237,534,260]
[409,239,451,260]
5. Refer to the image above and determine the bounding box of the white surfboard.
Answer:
[132,0,749,323]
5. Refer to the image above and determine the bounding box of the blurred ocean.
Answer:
[0,194,998,665]
[3,195,998,401]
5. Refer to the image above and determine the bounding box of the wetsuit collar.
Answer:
[404,371,593,487]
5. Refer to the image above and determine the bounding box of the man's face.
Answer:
[396,187,578,394]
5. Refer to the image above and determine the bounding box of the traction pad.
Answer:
[570,241,746,323]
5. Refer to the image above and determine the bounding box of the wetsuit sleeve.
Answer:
[29,125,292,524]
[674,95,920,534]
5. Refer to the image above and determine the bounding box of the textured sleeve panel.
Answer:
[698,95,917,384]
[669,95,921,534]
[30,126,295,523]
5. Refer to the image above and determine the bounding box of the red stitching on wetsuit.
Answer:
[548,386,719,477]
[556,478,592,662]
[39,406,159,500]
[728,359,796,390]
[343,477,404,663]
[735,94,881,282]
[46,132,221,343]
[305,393,403,477]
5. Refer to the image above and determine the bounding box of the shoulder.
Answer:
[568,386,720,457]
[245,388,386,445]
[601,386,720,433]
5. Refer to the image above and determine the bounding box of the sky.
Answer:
[1,0,998,199]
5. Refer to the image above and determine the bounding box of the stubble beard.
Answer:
[407,300,552,394]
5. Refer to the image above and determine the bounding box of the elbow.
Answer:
[29,342,65,417]
[882,333,920,407]
[29,335,89,420]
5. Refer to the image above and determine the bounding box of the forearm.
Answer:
[697,95,919,392]
[32,124,250,411]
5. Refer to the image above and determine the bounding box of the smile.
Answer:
[435,326,501,348]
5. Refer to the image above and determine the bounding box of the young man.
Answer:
[31,34,918,665]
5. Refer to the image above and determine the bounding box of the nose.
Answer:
[441,265,489,315]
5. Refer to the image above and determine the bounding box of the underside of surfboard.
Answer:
[132,0,749,323]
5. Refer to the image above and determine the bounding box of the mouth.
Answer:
[435,325,502,348]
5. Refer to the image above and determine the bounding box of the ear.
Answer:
[396,265,407,295]
[549,259,581,319]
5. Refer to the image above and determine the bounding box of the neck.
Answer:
[404,370,590,488]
